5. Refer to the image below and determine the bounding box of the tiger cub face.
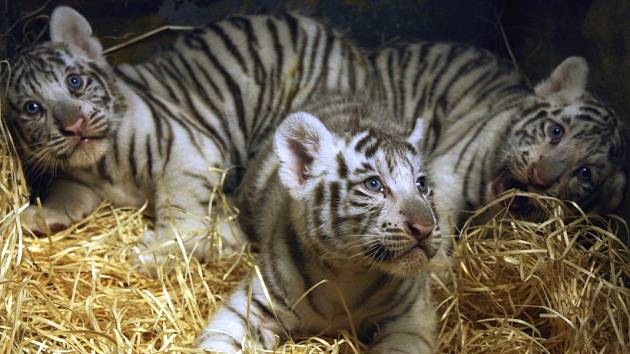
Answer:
[2,7,126,171]
[494,57,627,214]
[275,111,440,277]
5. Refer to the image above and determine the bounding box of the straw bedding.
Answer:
[1,108,628,354]
[1,43,629,354]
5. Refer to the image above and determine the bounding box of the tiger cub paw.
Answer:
[131,229,171,276]
[367,335,433,354]
[21,204,73,236]
[217,220,248,253]
[195,334,244,354]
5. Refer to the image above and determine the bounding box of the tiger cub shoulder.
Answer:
[197,94,439,353]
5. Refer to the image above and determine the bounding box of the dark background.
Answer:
[1,0,629,221]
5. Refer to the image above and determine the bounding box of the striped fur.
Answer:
[196,95,438,353]
[5,6,625,275]
[3,6,368,269]
[370,43,627,247]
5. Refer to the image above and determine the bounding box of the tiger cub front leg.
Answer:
[368,281,436,354]
[22,178,102,235]
[196,274,294,353]
[133,167,246,271]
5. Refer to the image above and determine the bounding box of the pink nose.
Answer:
[63,117,86,136]
[528,165,547,187]
[406,222,433,241]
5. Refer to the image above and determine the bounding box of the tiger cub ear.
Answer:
[50,6,104,61]
[534,56,588,103]
[274,112,334,199]
[406,117,425,147]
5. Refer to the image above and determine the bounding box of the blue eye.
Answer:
[23,101,41,115]
[66,75,83,90]
[576,166,592,183]
[364,177,384,192]
[416,176,428,194]
[546,123,565,143]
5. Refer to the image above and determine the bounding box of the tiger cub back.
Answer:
[196,94,439,353]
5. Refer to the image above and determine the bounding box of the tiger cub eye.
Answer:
[66,74,84,91]
[23,100,41,115]
[546,123,565,143]
[364,177,384,192]
[576,166,592,183]
[416,176,428,194]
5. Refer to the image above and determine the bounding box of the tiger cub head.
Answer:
[1,6,126,172]
[494,57,627,214]
[274,110,441,277]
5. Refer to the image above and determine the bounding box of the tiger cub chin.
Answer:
[196,95,439,353]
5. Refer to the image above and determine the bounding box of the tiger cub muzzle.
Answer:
[527,156,566,188]
[365,193,440,277]
[397,196,437,257]
[46,99,111,166]
[52,100,107,140]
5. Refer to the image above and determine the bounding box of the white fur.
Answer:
[197,99,437,352]
[407,117,425,147]
[274,112,335,200]
[50,6,104,61]
[18,6,371,274]
[534,56,589,103]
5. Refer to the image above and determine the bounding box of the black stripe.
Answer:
[114,67,165,156]
[351,273,388,309]
[97,156,113,184]
[226,305,247,323]
[355,134,372,152]
[251,296,274,319]
[329,181,340,238]
[336,152,348,178]
[128,131,138,183]
[266,18,284,92]
[462,149,479,211]
[282,12,299,51]
[145,135,153,179]
[175,53,229,151]
[163,119,175,169]
[364,140,382,158]
[184,33,248,146]
[454,118,491,170]
[304,26,322,84]
[312,181,326,242]
[478,150,488,203]
[315,29,335,89]
[286,220,324,316]
[206,22,247,73]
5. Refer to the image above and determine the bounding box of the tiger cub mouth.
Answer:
[492,169,528,196]
[69,135,106,152]
[491,169,536,215]
[64,135,110,167]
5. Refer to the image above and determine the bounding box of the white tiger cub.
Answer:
[370,43,627,265]
[196,95,439,353]
[372,45,627,220]
[2,6,368,270]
